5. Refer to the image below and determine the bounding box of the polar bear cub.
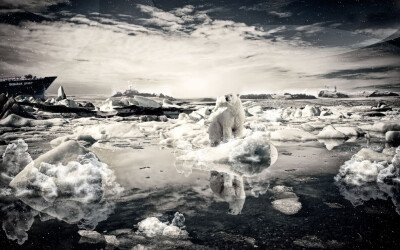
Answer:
[208,94,245,146]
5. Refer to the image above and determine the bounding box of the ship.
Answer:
[0,74,57,99]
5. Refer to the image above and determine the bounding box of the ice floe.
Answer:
[1,139,33,181]
[2,140,123,231]
[137,213,187,237]
[0,114,66,127]
[386,131,400,146]
[360,121,400,133]
[270,185,302,215]
[335,146,400,213]
[270,128,316,141]
[99,96,162,111]
[176,132,278,176]
[317,125,347,139]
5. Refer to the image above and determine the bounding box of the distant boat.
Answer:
[0,74,57,99]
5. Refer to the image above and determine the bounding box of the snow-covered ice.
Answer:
[1,140,123,230]
[137,213,188,237]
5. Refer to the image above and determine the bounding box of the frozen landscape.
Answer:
[1,90,400,249]
[1,0,400,249]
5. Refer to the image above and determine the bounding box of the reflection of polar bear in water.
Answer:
[210,171,246,215]
[208,94,245,146]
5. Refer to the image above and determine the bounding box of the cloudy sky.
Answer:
[0,0,399,97]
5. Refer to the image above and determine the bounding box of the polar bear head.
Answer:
[225,94,240,107]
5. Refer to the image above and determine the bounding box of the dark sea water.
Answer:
[1,134,400,249]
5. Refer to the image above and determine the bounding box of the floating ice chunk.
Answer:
[317,125,347,139]
[263,109,282,121]
[318,139,345,151]
[55,98,79,108]
[1,139,32,180]
[335,159,386,186]
[272,185,293,193]
[78,230,105,244]
[335,148,400,211]
[353,148,392,162]
[301,105,320,117]
[34,140,89,167]
[120,97,139,106]
[0,114,66,127]
[162,122,209,148]
[320,110,333,116]
[393,147,400,168]
[335,126,364,137]
[335,147,400,186]
[293,108,302,118]
[386,131,400,145]
[247,121,268,132]
[44,97,56,105]
[270,185,302,215]
[10,152,112,203]
[137,217,167,237]
[104,235,119,247]
[247,106,263,115]
[57,86,67,100]
[163,225,184,236]
[73,122,144,141]
[270,128,316,141]
[137,216,187,237]
[4,140,123,229]
[133,96,161,108]
[99,98,121,111]
[360,121,400,133]
[271,198,302,215]
[177,132,278,172]
[172,212,185,227]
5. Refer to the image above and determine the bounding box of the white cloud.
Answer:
[354,28,398,40]
[0,0,69,12]
[172,5,195,17]
[295,23,325,34]
[0,6,398,98]
[269,11,292,18]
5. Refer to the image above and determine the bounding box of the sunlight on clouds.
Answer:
[0,4,398,97]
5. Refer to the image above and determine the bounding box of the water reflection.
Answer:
[0,201,38,245]
[336,180,400,214]
[175,156,273,215]
[210,171,245,215]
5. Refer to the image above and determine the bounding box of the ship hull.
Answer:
[0,76,56,99]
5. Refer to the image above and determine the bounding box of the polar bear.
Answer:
[210,171,246,215]
[208,94,245,146]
